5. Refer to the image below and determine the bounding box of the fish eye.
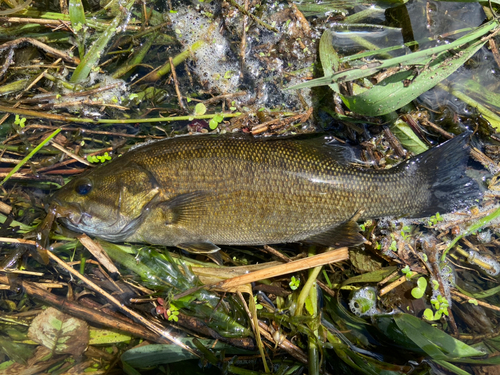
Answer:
[75,180,92,195]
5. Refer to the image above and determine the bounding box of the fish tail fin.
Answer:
[402,132,481,217]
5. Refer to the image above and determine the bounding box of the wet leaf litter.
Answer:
[0,0,499,374]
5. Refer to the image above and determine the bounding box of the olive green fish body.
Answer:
[52,134,479,249]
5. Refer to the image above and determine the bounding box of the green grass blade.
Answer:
[341,39,487,115]
[390,119,429,154]
[288,20,498,90]
[442,205,500,261]
[319,30,341,94]
[69,0,85,26]
[394,313,485,360]
[70,0,135,83]
[0,128,61,187]
[438,82,500,131]
[432,360,473,375]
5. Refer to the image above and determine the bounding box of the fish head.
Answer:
[50,162,160,241]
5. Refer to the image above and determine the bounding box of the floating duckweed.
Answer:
[411,277,427,299]
[194,103,207,115]
[349,286,378,317]
[289,276,300,290]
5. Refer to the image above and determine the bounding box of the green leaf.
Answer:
[432,359,473,375]
[288,20,498,91]
[121,339,254,369]
[394,313,485,360]
[372,315,425,353]
[319,30,340,94]
[209,118,218,129]
[411,288,424,299]
[411,277,427,299]
[341,39,487,116]
[417,277,427,290]
[194,103,207,115]
[71,0,135,82]
[28,307,89,356]
[89,329,132,345]
[423,309,435,321]
[69,0,85,26]
[342,266,398,285]
[390,119,429,154]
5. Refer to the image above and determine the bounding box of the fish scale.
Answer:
[51,133,480,251]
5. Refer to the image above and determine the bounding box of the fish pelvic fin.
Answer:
[177,241,221,254]
[401,132,481,217]
[305,217,366,247]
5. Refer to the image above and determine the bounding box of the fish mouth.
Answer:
[51,198,90,229]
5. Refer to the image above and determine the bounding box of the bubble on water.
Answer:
[170,8,240,94]
[349,286,379,317]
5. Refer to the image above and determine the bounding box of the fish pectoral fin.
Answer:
[158,191,211,225]
[177,241,221,254]
[305,219,366,247]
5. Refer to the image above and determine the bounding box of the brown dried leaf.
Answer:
[28,307,89,357]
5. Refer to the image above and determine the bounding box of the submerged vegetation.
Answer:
[0,0,500,374]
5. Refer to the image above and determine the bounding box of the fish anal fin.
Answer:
[177,241,221,254]
[306,219,366,247]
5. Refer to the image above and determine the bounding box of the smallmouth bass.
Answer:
[49,133,479,253]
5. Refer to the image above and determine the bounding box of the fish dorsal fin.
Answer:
[177,241,221,254]
[298,135,365,166]
[305,218,366,247]
[320,142,364,166]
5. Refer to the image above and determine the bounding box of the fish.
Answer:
[48,133,480,253]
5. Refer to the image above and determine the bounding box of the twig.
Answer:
[239,0,248,75]
[383,127,406,158]
[251,111,311,135]
[78,234,120,275]
[215,247,348,291]
[44,248,201,357]
[21,281,172,343]
[0,16,142,31]
[15,60,62,100]
[0,201,12,214]
[49,141,92,167]
[379,272,416,296]
[19,84,122,103]
[24,124,165,139]
[202,91,247,105]
[169,57,186,112]
[258,321,308,364]
[0,104,243,124]
[262,245,291,263]
[0,37,79,64]
[0,47,14,80]
[451,289,500,313]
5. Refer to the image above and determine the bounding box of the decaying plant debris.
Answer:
[0,0,500,374]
